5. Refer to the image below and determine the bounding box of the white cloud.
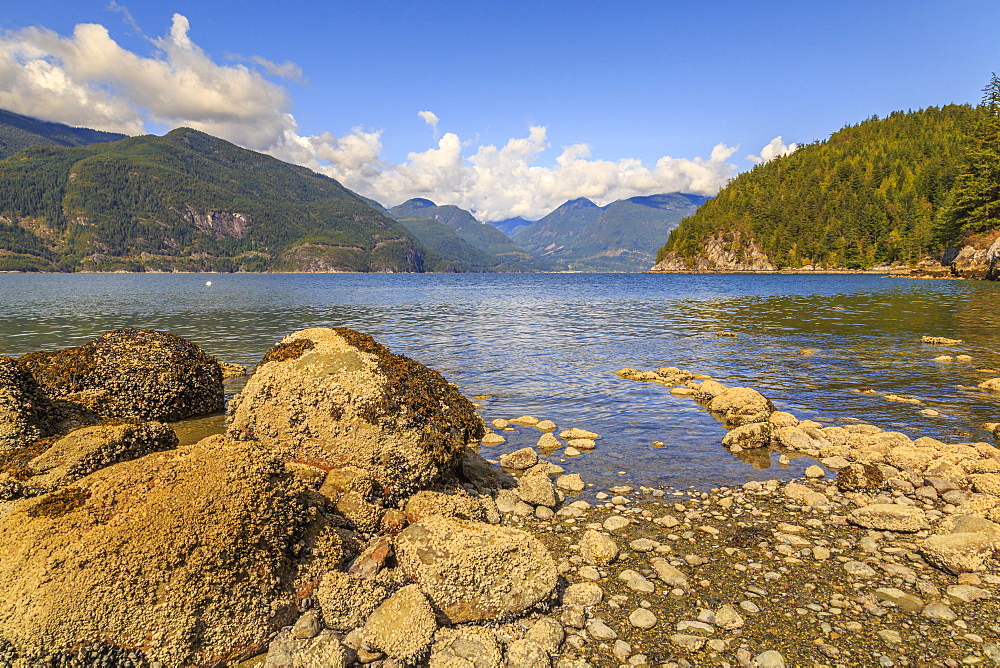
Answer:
[417,110,439,129]
[747,136,798,165]
[0,15,743,220]
[245,56,307,84]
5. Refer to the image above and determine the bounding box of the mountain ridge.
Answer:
[0,126,435,273]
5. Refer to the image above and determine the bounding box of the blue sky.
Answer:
[0,0,996,219]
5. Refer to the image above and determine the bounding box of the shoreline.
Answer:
[466,369,1000,667]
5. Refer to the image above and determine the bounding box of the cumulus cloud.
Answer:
[0,14,743,220]
[747,136,798,165]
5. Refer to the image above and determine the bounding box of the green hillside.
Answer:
[513,193,706,271]
[0,109,126,159]
[393,214,510,271]
[657,104,987,270]
[0,128,434,272]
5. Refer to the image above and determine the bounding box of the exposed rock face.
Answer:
[0,438,344,666]
[395,516,557,624]
[943,232,1000,280]
[0,356,49,451]
[651,232,777,272]
[227,328,485,499]
[17,329,223,421]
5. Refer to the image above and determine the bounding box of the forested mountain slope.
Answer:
[0,109,126,159]
[0,128,434,272]
[655,103,996,275]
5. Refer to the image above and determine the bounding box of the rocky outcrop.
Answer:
[17,329,223,421]
[227,327,485,499]
[651,232,777,272]
[942,232,1000,280]
[0,437,345,666]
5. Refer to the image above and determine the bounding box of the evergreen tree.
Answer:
[939,73,1000,240]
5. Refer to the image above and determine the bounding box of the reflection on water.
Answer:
[2,272,998,490]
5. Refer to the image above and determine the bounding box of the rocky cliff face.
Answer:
[651,232,776,272]
[943,231,1000,280]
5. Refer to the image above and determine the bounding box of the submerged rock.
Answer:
[227,328,485,499]
[17,329,223,422]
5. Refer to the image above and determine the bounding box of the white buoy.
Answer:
[205,281,212,286]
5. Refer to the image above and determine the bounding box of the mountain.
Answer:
[391,214,510,272]
[511,193,707,271]
[654,104,990,273]
[387,199,538,269]
[0,109,127,159]
[489,216,534,237]
[0,127,435,273]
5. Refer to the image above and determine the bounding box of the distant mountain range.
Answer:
[0,109,708,273]
[510,193,706,271]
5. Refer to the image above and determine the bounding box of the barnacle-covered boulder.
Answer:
[0,437,344,667]
[395,515,557,624]
[17,329,223,421]
[227,328,485,499]
[0,356,50,451]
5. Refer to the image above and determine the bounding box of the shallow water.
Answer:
[2,272,998,490]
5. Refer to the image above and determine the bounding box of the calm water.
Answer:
[2,272,998,490]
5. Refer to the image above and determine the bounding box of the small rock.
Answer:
[849,504,929,532]
[556,473,586,492]
[535,419,557,431]
[564,582,604,608]
[603,516,630,532]
[292,610,323,639]
[843,561,878,578]
[670,634,706,651]
[579,531,619,566]
[714,605,744,630]
[921,602,958,621]
[878,629,903,644]
[946,584,992,602]
[804,465,825,479]
[482,433,506,446]
[586,619,618,640]
[628,608,657,629]
[560,428,599,440]
[754,649,786,668]
[504,639,550,666]
[500,447,538,470]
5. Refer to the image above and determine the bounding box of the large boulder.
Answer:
[0,438,345,667]
[707,387,775,426]
[0,356,50,451]
[17,329,223,421]
[395,516,557,624]
[227,328,485,499]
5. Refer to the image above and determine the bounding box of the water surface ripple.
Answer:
[2,272,998,490]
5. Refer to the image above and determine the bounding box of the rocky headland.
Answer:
[649,230,1000,280]
[0,329,999,667]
